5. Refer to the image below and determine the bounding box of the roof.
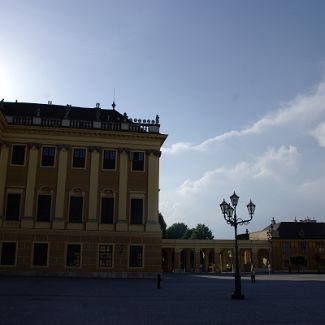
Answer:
[0,101,162,134]
[267,222,325,240]
[1,101,127,122]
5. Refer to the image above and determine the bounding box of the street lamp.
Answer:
[220,191,255,299]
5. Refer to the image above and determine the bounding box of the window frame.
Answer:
[36,192,52,222]
[10,144,26,166]
[131,151,145,172]
[72,147,87,169]
[5,191,22,221]
[68,193,84,223]
[32,242,49,267]
[0,242,17,266]
[97,243,114,269]
[40,146,56,167]
[130,196,144,225]
[100,194,115,224]
[129,245,144,268]
[66,243,82,268]
[281,242,289,256]
[102,149,117,171]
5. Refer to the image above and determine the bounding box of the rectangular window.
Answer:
[132,152,145,171]
[5,193,21,221]
[130,198,143,224]
[103,150,116,170]
[129,245,143,267]
[72,148,86,168]
[11,145,25,165]
[0,242,16,265]
[37,194,51,222]
[69,196,83,223]
[281,242,289,255]
[299,242,307,254]
[33,243,48,266]
[101,197,114,224]
[66,244,81,267]
[98,244,113,268]
[41,146,56,167]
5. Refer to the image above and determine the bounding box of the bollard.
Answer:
[157,273,161,289]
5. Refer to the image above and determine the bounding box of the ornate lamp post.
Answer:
[220,192,255,299]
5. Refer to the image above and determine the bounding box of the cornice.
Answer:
[4,123,167,144]
[146,149,162,157]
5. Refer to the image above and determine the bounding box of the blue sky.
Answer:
[2,0,325,238]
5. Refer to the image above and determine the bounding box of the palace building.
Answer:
[1,100,324,277]
[0,100,167,277]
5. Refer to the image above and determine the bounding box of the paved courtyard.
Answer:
[0,273,324,325]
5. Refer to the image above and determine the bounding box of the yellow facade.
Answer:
[0,101,166,277]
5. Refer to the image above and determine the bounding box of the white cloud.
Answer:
[254,145,299,179]
[177,145,299,195]
[310,121,325,147]
[163,81,325,155]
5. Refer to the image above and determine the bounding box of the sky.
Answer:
[1,0,325,238]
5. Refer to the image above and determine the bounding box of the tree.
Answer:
[189,224,214,240]
[166,223,188,239]
[182,228,193,239]
[159,213,167,238]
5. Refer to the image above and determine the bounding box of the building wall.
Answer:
[0,114,166,276]
[270,239,325,271]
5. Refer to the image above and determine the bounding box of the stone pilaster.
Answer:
[204,249,210,272]
[86,147,100,230]
[53,145,69,229]
[146,150,161,232]
[252,248,258,268]
[194,248,201,273]
[0,142,9,222]
[22,144,39,228]
[214,249,221,272]
[116,149,129,231]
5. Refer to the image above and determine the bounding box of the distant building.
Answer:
[0,101,167,277]
[250,218,325,271]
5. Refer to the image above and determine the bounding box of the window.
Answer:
[281,242,289,255]
[299,241,307,255]
[98,244,113,267]
[66,244,81,267]
[5,193,21,221]
[318,242,324,254]
[69,196,83,223]
[103,150,116,170]
[41,146,56,167]
[130,198,143,224]
[129,245,143,267]
[101,197,114,224]
[132,152,145,171]
[0,242,16,265]
[11,145,25,165]
[37,194,51,222]
[72,148,86,168]
[33,243,48,266]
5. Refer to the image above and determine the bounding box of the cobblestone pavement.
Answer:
[0,273,324,325]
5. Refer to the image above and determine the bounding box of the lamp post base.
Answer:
[231,292,245,300]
